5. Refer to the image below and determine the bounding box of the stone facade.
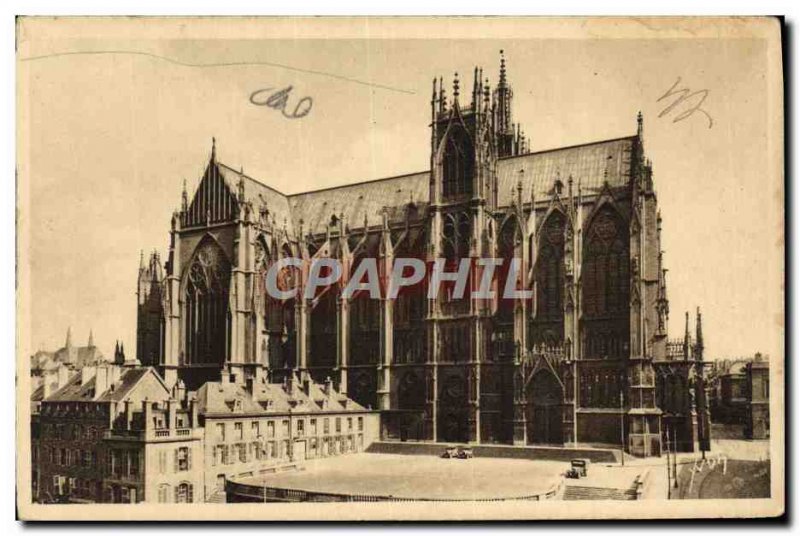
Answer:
[32,364,174,503]
[31,361,380,503]
[745,355,770,439]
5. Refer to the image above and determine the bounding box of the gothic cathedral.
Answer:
[137,53,709,456]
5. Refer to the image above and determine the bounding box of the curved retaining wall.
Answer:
[226,478,564,503]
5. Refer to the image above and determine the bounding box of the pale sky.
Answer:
[17,19,783,363]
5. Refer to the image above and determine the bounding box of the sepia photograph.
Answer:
[14,16,784,521]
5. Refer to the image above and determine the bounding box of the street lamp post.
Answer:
[672,425,679,489]
[619,391,625,466]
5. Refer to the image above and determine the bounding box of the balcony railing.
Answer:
[106,428,200,441]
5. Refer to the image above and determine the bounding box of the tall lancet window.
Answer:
[583,207,629,317]
[184,239,231,365]
[266,244,297,372]
[497,218,518,323]
[537,212,566,320]
[582,205,629,359]
[442,126,474,199]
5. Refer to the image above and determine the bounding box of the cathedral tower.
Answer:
[136,250,165,368]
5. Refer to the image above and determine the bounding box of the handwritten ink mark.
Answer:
[250,86,312,119]
[657,77,713,129]
[19,50,415,95]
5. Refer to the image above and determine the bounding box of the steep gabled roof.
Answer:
[43,367,167,403]
[199,134,635,240]
[216,163,296,237]
[195,378,368,416]
[45,373,95,402]
[97,368,156,402]
[496,136,636,205]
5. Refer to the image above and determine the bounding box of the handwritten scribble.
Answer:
[657,77,713,129]
[250,86,313,119]
[19,49,415,95]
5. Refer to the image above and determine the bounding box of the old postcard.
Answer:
[15,16,784,521]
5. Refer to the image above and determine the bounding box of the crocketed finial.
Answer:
[499,49,507,86]
[453,72,460,100]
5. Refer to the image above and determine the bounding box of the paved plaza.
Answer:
[240,453,568,500]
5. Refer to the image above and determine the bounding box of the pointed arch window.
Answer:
[442,127,474,199]
[442,212,471,263]
[266,244,297,370]
[184,239,231,365]
[536,212,566,319]
[582,207,629,318]
[581,205,630,360]
[497,218,519,322]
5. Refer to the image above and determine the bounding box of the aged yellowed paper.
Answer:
[16,16,784,520]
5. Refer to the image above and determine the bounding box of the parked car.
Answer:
[441,447,460,459]
[570,458,590,477]
[565,467,581,479]
[456,446,474,459]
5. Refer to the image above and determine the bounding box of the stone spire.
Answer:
[181,178,189,212]
[637,110,644,138]
[494,50,516,157]
[695,307,704,360]
[499,49,507,88]
[683,311,691,360]
[88,329,94,348]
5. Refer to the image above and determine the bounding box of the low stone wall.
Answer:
[366,441,618,463]
[225,477,564,503]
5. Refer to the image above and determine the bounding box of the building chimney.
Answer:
[221,371,231,385]
[142,399,153,430]
[189,398,199,427]
[43,376,54,399]
[94,365,109,399]
[172,379,186,403]
[167,399,177,430]
[57,364,70,389]
[324,376,333,397]
[254,366,265,384]
[287,374,296,397]
[81,365,96,386]
[124,400,134,431]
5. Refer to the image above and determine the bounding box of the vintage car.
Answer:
[456,446,474,459]
[441,447,460,458]
[570,458,590,477]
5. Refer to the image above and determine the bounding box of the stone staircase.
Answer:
[563,485,638,501]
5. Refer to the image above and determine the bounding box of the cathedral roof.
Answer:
[289,171,430,234]
[208,134,635,239]
[496,135,636,204]
[216,163,297,236]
